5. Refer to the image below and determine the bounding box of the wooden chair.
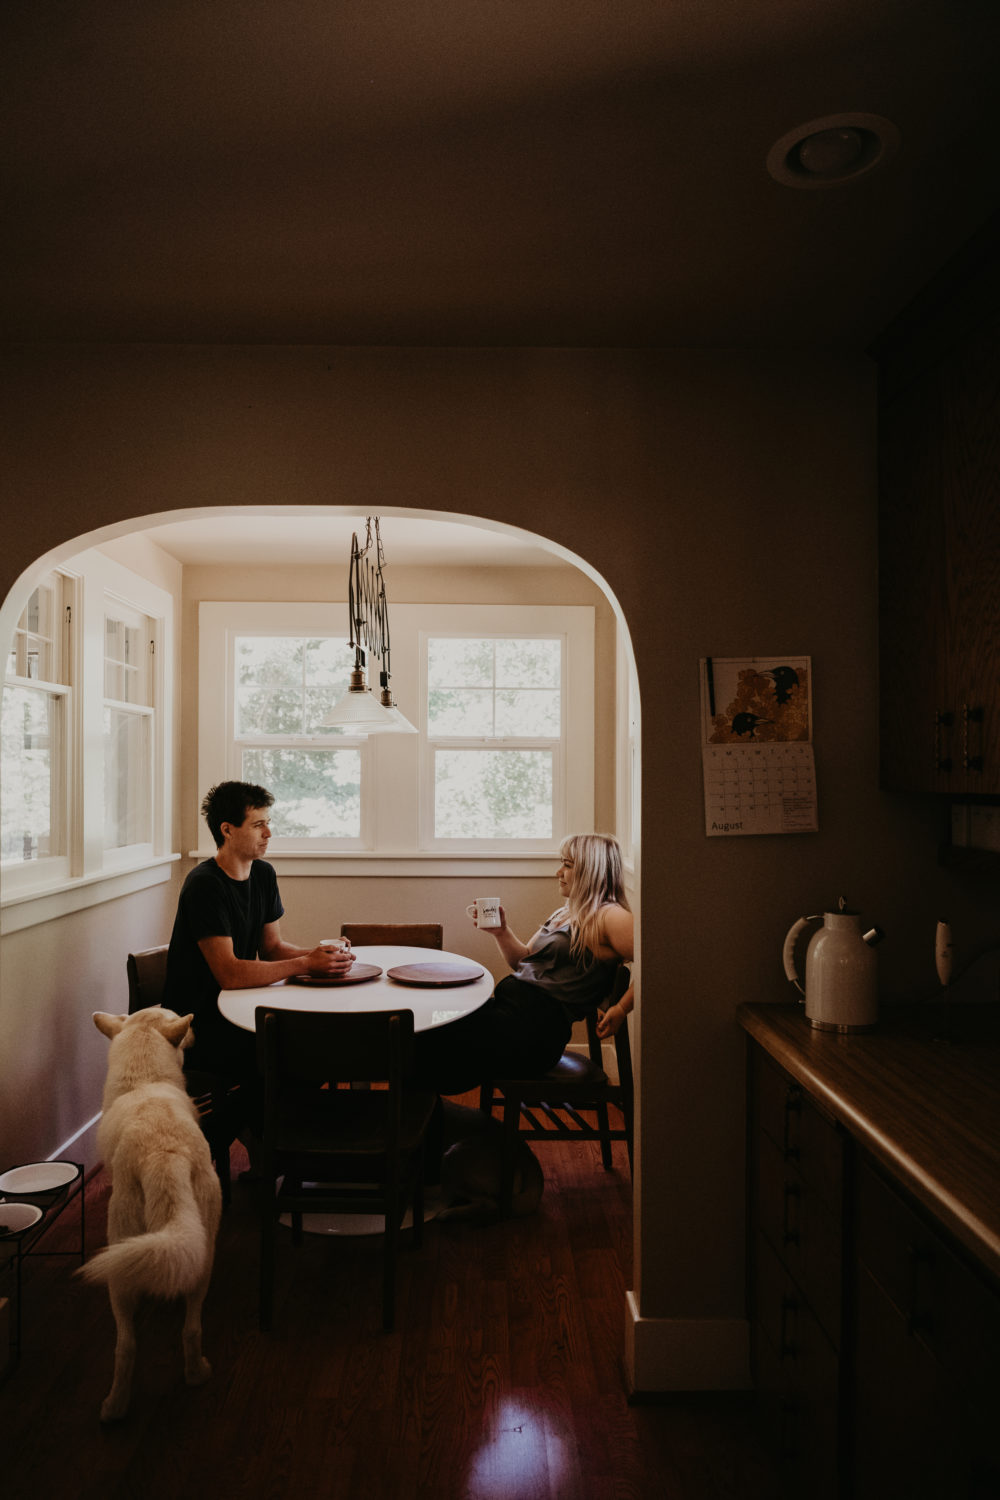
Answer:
[126,946,239,1206]
[479,965,634,1218]
[340,922,443,949]
[255,1006,438,1332]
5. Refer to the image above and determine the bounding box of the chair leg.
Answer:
[214,1131,232,1206]
[479,1081,494,1115]
[595,1099,613,1170]
[383,1181,400,1331]
[500,1095,520,1219]
[259,1191,275,1332]
[411,1151,425,1249]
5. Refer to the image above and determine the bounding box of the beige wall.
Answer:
[2,344,997,1381]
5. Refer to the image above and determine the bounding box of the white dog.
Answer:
[79,1007,222,1422]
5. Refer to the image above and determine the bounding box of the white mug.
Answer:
[466,896,502,929]
[319,937,349,951]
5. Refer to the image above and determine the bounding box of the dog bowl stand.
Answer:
[0,1162,85,1375]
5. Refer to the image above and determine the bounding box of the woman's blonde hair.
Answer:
[556,832,630,962]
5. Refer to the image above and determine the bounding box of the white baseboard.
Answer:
[624,1291,752,1394]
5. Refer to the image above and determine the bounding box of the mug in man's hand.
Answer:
[466,896,502,929]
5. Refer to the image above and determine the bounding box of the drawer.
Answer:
[753,1234,840,1500]
[855,1155,1000,1392]
[753,1047,843,1214]
[756,1125,842,1345]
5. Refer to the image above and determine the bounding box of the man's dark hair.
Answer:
[201,781,274,848]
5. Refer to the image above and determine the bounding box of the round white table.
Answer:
[217,944,496,1033]
[218,944,496,1236]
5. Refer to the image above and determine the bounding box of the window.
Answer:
[103,601,155,860]
[426,636,562,842]
[198,601,594,868]
[233,635,365,844]
[1,551,175,924]
[1,572,73,885]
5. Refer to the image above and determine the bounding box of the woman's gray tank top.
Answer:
[515,909,619,1019]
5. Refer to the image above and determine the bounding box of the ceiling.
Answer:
[4,0,1000,350]
[136,513,569,569]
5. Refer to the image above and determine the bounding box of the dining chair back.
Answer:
[255,1006,438,1332]
[340,922,443,949]
[479,964,634,1217]
[126,945,238,1205]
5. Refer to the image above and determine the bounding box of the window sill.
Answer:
[187,849,561,878]
[1,854,181,934]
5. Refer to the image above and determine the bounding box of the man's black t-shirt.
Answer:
[164,857,284,1075]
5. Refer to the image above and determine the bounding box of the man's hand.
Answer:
[306,942,356,977]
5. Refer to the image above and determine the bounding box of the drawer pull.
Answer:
[962,704,984,773]
[780,1294,799,1359]
[783,1085,802,1161]
[783,1182,801,1248]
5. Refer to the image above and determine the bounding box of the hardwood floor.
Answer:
[3,1104,780,1499]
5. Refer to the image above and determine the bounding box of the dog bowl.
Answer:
[0,1201,43,1235]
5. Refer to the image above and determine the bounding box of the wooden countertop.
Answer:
[738,1002,1000,1282]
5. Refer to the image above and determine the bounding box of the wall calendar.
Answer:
[700,656,818,837]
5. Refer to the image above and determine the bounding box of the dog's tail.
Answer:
[79,1155,212,1299]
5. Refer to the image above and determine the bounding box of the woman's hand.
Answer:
[596,1002,626,1038]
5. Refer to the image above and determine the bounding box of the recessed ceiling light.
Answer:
[767,112,900,189]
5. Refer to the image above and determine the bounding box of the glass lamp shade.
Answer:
[318,687,398,730]
[378,704,418,734]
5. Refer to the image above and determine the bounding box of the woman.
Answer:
[411,833,634,1094]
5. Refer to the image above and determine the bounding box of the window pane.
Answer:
[495,638,561,688]
[237,636,355,736]
[104,614,149,705]
[427,688,494,736]
[9,583,57,681]
[1,686,61,862]
[428,635,562,739]
[495,689,560,737]
[236,638,304,735]
[434,749,552,839]
[241,748,362,837]
[427,638,494,688]
[103,707,150,849]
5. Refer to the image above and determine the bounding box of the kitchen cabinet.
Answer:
[852,1157,1000,1500]
[747,1048,845,1500]
[874,222,1000,795]
[740,1004,1000,1500]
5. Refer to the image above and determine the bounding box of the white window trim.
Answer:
[1,549,176,924]
[1,569,77,897]
[198,601,594,872]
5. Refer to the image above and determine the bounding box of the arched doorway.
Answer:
[0,501,641,1250]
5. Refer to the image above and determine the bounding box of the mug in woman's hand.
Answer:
[466,896,502,929]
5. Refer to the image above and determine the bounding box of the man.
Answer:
[164,780,354,1083]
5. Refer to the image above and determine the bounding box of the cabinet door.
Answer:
[852,1158,1000,1498]
[877,254,1000,794]
[878,360,953,793]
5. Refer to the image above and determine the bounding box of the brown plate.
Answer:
[386,962,485,988]
[289,963,383,986]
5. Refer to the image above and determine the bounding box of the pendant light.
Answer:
[319,518,417,734]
